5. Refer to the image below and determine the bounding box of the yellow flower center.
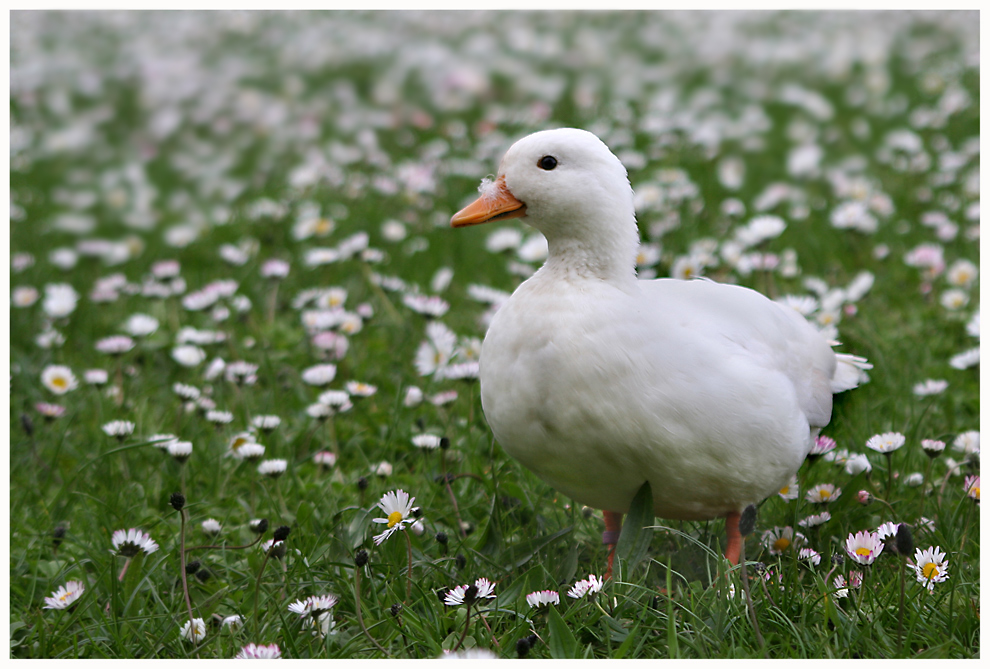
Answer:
[59,593,69,601]
[315,219,332,235]
[819,490,831,500]
[52,377,68,390]
[922,563,940,580]
[972,486,980,500]
[855,547,872,557]
[773,537,791,551]
[387,511,404,528]
[779,485,790,495]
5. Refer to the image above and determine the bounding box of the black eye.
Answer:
[537,155,558,171]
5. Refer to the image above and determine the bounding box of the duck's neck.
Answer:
[540,218,640,287]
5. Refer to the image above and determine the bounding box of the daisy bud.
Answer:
[53,525,67,548]
[516,637,531,658]
[832,553,845,566]
[264,540,286,560]
[196,568,211,582]
[357,476,369,491]
[411,506,423,518]
[455,553,466,570]
[463,585,479,606]
[250,518,269,534]
[526,634,539,648]
[186,560,201,574]
[21,413,33,437]
[170,492,186,511]
[355,549,369,567]
[273,526,291,542]
[440,436,451,450]
[857,490,872,505]
[895,524,915,557]
[435,531,448,545]
[436,588,449,603]
[390,603,402,617]
[582,506,594,519]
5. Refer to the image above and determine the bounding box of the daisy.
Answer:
[12,286,39,308]
[261,539,286,558]
[313,451,337,469]
[102,420,135,441]
[798,511,831,528]
[260,259,291,279]
[318,389,351,407]
[372,490,416,545]
[444,578,497,606]
[798,548,822,566]
[235,643,282,659]
[429,390,458,406]
[306,403,332,420]
[567,574,605,599]
[84,369,109,385]
[761,526,802,554]
[844,453,872,476]
[441,361,480,381]
[949,348,980,370]
[173,383,201,400]
[921,439,946,457]
[111,528,159,557]
[415,321,457,377]
[832,574,850,598]
[913,379,948,396]
[257,459,287,478]
[912,546,949,592]
[43,580,85,609]
[808,435,836,458]
[36,402,66,420]
[876,521,901,541]
[180,618,207,643]
[777,475,799,501]
[404,386,423,407]
[251,415,282,432]
[952,431,979,455]
[403,293,450,318]
[412,434,442,450]
[288,594,339,619]
[866,432,906,453]
[172,345,207,367]
[904,472,924,487]
[373,461,393,477]
[123,314,159,337]
[345,381,377,397]
[167,440,193,463]
[201,519,222,536]
[946,259,978,287]
[301,364,337,386]
[221,615,243,631]
[845,530,883,565]
[805,483,841,504]
[963,475,979,502]
[206,410,235,425]
[526,590,560,609]
[95,335,135,355]
[225,361,258,385]
[41,365,78,395]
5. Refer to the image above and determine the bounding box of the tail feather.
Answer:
[831,352,872,393]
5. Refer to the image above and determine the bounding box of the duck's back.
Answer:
[480,274,838,520]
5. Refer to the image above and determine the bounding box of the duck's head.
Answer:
[451,128,637,248]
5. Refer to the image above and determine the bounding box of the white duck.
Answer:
[451,128,869,574]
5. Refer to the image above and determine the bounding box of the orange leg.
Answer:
[724,511,742,565]
[602,510,623,580]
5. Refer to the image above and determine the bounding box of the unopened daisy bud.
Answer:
[435,531,448,545]
[355,549,369,567]
[170,492,186,511]
[273,526,291,542]
[516,637,532,658]
[21,414,34,437]
[895,524,915,556]
[436,588,449,603]
[196,568,211,582]
[185,560,201,574]
[262,539,285,559]
[440,436,451,450]
[832,553,845,566]
[455,553,466,570]
[53,525,67,548]
[249,518,269,534]
[463,585,479,606]
[857,490,872,505]
[390,603,402,617]
[357,476,369,491]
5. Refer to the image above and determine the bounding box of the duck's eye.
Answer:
[537,155,558,171]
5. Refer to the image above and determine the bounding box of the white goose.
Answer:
[451,128,869,574]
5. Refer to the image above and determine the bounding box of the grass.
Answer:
[8,10,980,659]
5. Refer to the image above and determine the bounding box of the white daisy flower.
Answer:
[845,530,883,565]
[865,432,906,454]
[95,335,135,355]
[567,574,604,599]
[301,364,337,386]
[43,580,85,609]
[180,618,207,643]
[911,546,949,591]
[123,314,159,337]
[412,434,442,450]
[371,490,415,545]
[257,459,287,478]
[102,420,135,440]
[201,519,222,535]
[913,379,948,396]
[526,590,560,609]
[805,483,841,504]
[111,528,159,557]
[235,643,282,659]
[41,365,78,395]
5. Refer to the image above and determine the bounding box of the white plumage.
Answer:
[452,128,869,561]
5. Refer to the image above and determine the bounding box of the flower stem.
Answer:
[253,551,272,636]
[452,604,472,652]
[178,509,196,627]
[404,531,413,603]
[441,449,467,538]
[354,562,389,656]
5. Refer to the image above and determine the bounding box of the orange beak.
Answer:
[450,175,527,228]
